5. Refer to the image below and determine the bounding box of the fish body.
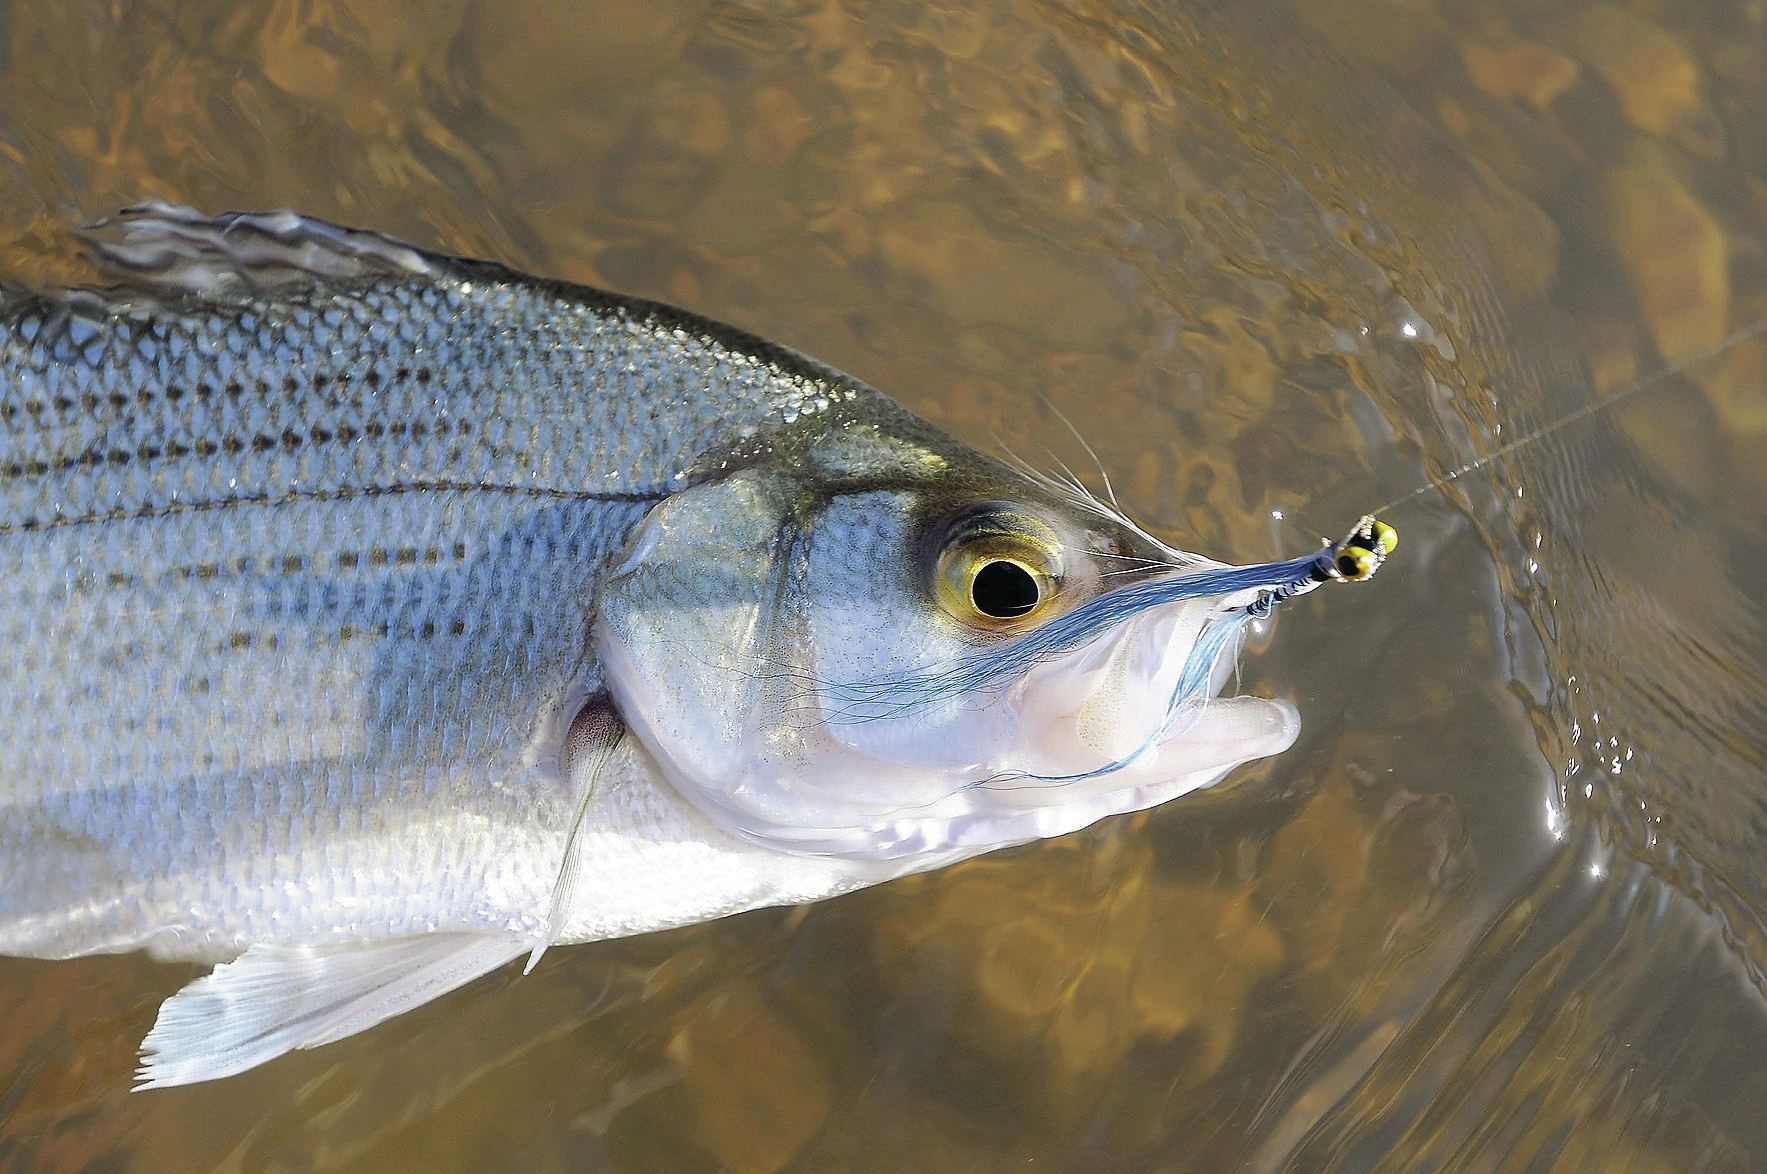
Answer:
[0,212,896,963]
[0,206,1384,1086]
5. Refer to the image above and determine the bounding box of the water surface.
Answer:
[1,0,1764,1169]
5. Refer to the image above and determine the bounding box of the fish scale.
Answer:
[0,276,853,531]
[1,492,628,954]
[0,217,875,964]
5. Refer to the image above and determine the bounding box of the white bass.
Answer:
[0,204,1392,1087]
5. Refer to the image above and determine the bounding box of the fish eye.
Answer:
[933,505,1064,630]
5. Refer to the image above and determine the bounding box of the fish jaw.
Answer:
[805,599,1302,857]
[599,580,1300,866]
[904,695,1300,857]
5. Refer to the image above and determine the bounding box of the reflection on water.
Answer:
[0,0,1765,1168]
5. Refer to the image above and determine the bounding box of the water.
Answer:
[1,0,1764,1169]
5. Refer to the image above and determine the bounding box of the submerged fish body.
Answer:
[0,205,1385,1086]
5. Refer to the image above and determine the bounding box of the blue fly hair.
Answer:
[817,550,1322,725]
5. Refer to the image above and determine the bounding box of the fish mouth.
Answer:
[914,600,1301,851]
[912,695,1299,859]
[600,551,1330,868]
[725,594,1298,863]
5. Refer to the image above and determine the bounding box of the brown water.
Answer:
[1,0,1765,1169]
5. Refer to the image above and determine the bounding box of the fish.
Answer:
[0,203,1392,1088]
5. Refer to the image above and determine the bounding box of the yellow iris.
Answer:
[935,507,1065,629]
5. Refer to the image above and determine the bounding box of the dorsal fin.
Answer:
[82,201,440,297]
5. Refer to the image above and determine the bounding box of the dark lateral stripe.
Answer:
[0,411,465,483]
[0,480,667,536]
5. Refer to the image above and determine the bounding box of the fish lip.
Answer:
[842,695,1302,860]
[982,654,1300,802]
[1133,692,1301,784]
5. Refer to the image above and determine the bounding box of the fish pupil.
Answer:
[971,559,1040,618]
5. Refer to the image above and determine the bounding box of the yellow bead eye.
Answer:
[1369,519,1399,555]
[935,506,1064,630]
[1334,547,1378,581]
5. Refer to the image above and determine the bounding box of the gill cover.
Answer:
[595,472,1025,859]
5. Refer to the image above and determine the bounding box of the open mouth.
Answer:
[972,514,1397,805]
[775,595,1302,863]
[988,599,1300,800]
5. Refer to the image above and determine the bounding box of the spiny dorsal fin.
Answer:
[83,200,439,297]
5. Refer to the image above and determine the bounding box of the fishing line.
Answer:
[1368,316,1767,517]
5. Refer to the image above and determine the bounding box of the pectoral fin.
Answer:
[526,694,626,975]
[135,933,528,1090]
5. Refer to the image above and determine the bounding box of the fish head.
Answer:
[595,406,1302,870]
